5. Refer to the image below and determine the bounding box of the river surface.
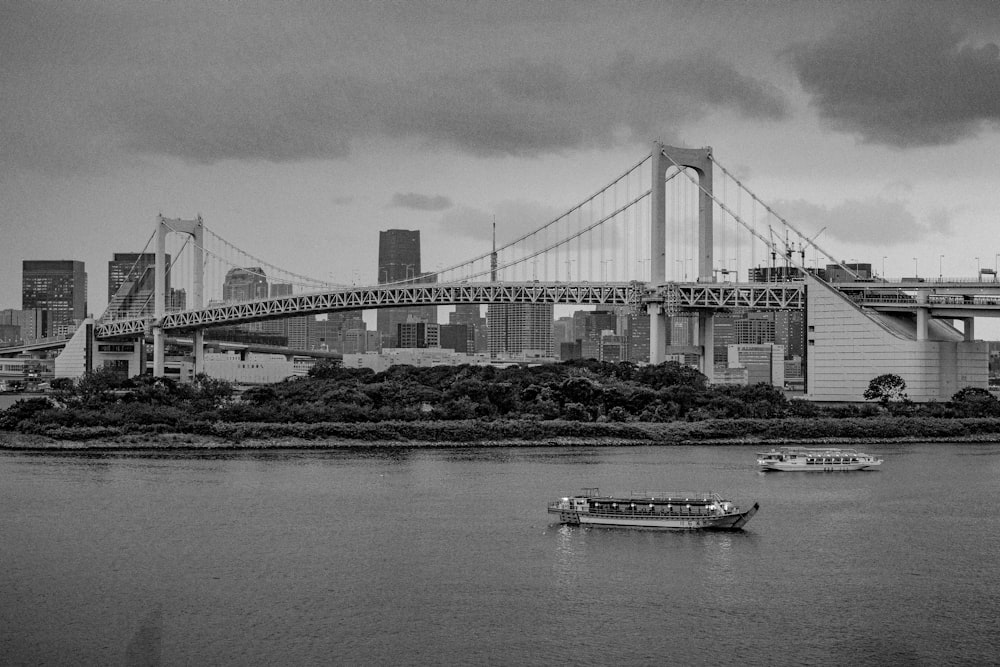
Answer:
[2,443,998,666]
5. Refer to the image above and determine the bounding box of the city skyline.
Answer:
[2,2,1000,335]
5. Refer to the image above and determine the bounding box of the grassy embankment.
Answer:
[5,415,1000,450]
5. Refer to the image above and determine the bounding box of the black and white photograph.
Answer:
[2,2,999,664]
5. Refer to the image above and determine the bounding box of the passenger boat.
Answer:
[548,489,758,530]
[756,447,883,472]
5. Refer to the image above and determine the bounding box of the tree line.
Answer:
[3,361,1000,438]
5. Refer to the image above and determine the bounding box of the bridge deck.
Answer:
[91,279,1000,341]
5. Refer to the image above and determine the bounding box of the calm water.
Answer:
[2,443,998,666]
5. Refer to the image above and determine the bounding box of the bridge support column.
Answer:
[698,313,715,382]
[962,317,975,341]
[152,326,165,376]
[154,214,204,378]
[648,304,667,364]
[652,143,714,281]
[154,217,167,377]
[193,329,204,374]
[915,309,928,341]
[915,289,929,341]
[651,143,667,284]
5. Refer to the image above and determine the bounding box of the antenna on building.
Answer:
[491,215,497,282]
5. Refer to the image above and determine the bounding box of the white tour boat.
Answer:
[548,489,758,530]
[757,447,883,472]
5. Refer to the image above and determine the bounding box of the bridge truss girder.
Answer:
[95,280,812,340]
[652,282,805,315]
[95,281,646,339]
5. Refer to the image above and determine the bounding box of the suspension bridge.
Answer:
[44,142,1000,400]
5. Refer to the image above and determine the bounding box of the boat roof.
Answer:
[572,489,726,503]
[757,447,865,454]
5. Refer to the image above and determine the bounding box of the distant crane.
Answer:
[799,226,827,264]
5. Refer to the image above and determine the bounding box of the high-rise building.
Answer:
[774,310,804,358]
[623,312,650,363]
[22,260,87,337]
[713,314,738,364]
[439,324,471,353]
[107,252,170,318]
[450,304,487,353]
[308,311,365,351]
[0,308,44,344]
[257,283,316,350]
[286,316,310,350]
[736,312,776,345]
[574,310,618,360]
[487,303,554,358]
[553,316,575,345]
[344,328,379,354]
[376,229,437,349]
[397,320,440,349]
[598,332,625,362]
[727,344,785,387]
[223,267,269,302]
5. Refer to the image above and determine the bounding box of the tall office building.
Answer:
[223,267,269,302]
[450,304,486,352]
[376,229,436,348]
[107,252,169,318]
[623,312,650,363]
[397,320,440,349]
[22,260,87,337]
[736,312,776,345]
[0,308,44,344]
[553,316,575,345]
[439,324,472,353]
[774,310,804,358]
[487,303,554,359]
[574,310,618,360]
[259,282,292,342]
[308,311,365,352]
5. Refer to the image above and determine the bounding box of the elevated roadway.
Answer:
[94,280,819,340]
[93,277,1000,342]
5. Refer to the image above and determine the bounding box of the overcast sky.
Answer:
[3,1,1000,329]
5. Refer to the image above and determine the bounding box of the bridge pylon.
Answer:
[154,215,204,377]
[649,142,715,379]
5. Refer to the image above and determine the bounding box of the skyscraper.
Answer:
[22,260,87,337]
[574,310,618,360]
[624,312,650,363]
[223,267,269,301]
[450,304,486,352]
[487,303,554,359]
[107,252,168,318]
[376,229,436,348]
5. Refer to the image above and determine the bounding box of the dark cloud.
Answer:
[391,193,453,211]
[773,197,948,246]
[0,3,788,173]
[786,9,1000,147]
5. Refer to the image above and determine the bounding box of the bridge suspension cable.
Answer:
[429,154,654,285]
[707,154,858,279]
[656,147,854,279]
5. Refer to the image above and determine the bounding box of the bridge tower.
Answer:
[648,142,715,379]
[154,215,204,377]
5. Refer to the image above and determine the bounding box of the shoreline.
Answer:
[5,429,1000,451]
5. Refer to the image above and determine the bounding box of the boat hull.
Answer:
[758,461,881,472]
[549,503,758,531]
